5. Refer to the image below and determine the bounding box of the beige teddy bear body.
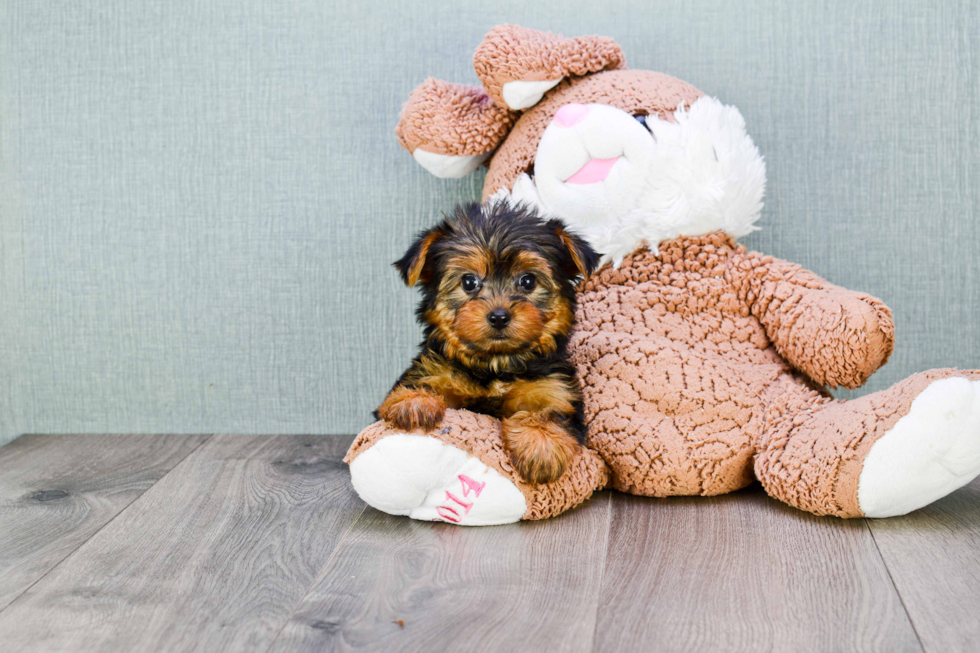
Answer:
[578,234,898,516]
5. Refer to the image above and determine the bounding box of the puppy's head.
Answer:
[395,200,598,366]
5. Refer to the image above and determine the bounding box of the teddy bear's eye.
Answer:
[633,113,656,141]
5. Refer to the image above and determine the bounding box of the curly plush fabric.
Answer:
[738,257,895,389]
[345,409,610,520]
[473,24,626,109]
[394,78,516,156]
[481,71,703,200]
[572,233,907,516]
[756,368,980,516]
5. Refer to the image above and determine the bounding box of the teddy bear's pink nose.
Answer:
[554,103,589,127]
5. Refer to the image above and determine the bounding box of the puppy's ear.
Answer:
[395,222,452,287]
[551,221,599,280]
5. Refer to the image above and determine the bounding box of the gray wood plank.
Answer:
[868,477,980,652]
[0,433,209,611]
[0,434,362,652]
[268,492,613,653]
[595,487,922,653]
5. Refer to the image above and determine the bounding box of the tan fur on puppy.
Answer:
[377,386,447,431]
[502,411,581,484]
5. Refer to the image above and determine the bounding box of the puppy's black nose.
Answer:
[487,309,511,330]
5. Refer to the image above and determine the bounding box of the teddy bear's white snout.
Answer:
[538,103,654,184]
[530,103,656,237]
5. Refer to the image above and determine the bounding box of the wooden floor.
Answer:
[0,435,978,652]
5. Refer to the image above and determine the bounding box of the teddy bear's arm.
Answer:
[738,254,895,389]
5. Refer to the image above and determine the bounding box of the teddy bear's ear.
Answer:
[473,24,627,111]
[395,78,517,179]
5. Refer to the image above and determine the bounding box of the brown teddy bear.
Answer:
[345,24,980,525]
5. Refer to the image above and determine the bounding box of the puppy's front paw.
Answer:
[502,412,580,485]
[378,386,446,431]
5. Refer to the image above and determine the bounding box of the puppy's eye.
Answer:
[518,273,536,291]
[461,274,481,293]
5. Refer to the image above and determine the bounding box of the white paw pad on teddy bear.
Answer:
[860,378,980,518]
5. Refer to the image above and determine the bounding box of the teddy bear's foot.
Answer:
[345,409,612,524]
[349,433,527,526]
[859,377,980,517]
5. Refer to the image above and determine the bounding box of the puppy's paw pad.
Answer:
[349,434,526,526]
[859,378,980,517]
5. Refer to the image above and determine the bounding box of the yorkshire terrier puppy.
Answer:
[376,200,599,484]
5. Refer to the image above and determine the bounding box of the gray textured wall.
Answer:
[1,1,978,447]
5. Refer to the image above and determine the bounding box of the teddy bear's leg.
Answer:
[755,370,980,518]
[345,409,610,525]
[349,434,526,525]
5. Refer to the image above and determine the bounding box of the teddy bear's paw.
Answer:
[859,377,980,517]
[348,434,527,526]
